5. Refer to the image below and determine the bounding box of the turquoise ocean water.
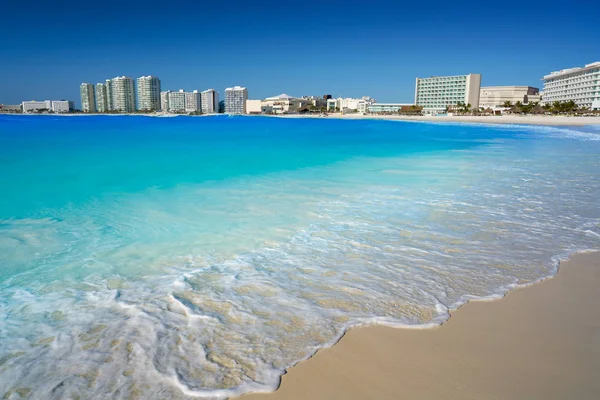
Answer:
[1,115,599,399]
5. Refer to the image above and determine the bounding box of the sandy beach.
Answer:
[240,251,600,400]
[5,113,600,126]
[279,113,600,126]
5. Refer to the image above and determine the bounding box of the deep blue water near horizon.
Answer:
[1,115,599,399]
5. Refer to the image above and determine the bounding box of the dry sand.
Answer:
[280,114,600,126]
[240,251,600,400]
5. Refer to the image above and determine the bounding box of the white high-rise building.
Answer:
[542,61,600,109]
[105,79,113,111]
[201,89,219,114]
[80,83,96,113]
[95,83,109,112]
[415,73,482,114]
[137,76,161,111]
[185,90,202,112]
[225,86,248,114]
[161,91,170,113]
[110,76,136,112]
[168,90,186,113]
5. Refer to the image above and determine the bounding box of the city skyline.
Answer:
[1,1,599,106]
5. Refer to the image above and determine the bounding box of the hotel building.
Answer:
[51,100,74,113]
[110,76,136,112]
[479,86,540,108]
[95,83,109,112]
[367,103,416,113]
[80,83,96,112]
[167,90,186,113]
[225,86,248,114]
[160,91,170,112]
[137,76,161,111]
[105,79,113,111]
[415,73,481,114]
[185,90,202,112]
[260,93,313,114]
[542,61,600,109]
[326,97,375,113]
[22,100,73,113]
[201,89,219,114]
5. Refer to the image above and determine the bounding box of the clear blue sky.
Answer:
[1,0,598,106]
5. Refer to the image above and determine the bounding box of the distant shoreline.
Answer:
[3,112,600,126]
[275,113,600,126]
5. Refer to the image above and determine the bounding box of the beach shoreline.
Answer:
[239,250,600,400]
[275,113,600,126]
[3,112,600,126]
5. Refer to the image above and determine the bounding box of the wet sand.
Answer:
[240,251,600,400]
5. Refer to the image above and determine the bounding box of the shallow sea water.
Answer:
[0,115,599,399]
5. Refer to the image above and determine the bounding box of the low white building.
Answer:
[51,100,74,113]
[22,100,52,113]
[327,97,375,113]
[261,93,312,114]
[246,100,262,114]
[0,104,22,113]
[367,103,415,113]
[479,86,540,108]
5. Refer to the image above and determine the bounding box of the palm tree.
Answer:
[564,100,577,113]
[502,100,513,108]
[552,101,562,114]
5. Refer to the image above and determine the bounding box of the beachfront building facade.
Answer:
[105,79,113,111]
[185,90,202,113]
[22,100,52,113]
[542,61,600,109]
[137,76,161,111]
[260,93,313,114]
[167,90,186,112]
[415,73,482,114]
[246,99,263,114]
[201,89,219,114]
[51,100,74,113]
[225,86,248,114]
[326,97,375,113]
[160,89,204,113]
[80,83,96,113]
[367,103,416,113]
[479,86,540,108]
[0,104,22,113]
[110,76,136,112]
[301,96,327,109]
[160,91,170,113]
[95,83,109,112]
[21,100,72,113]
